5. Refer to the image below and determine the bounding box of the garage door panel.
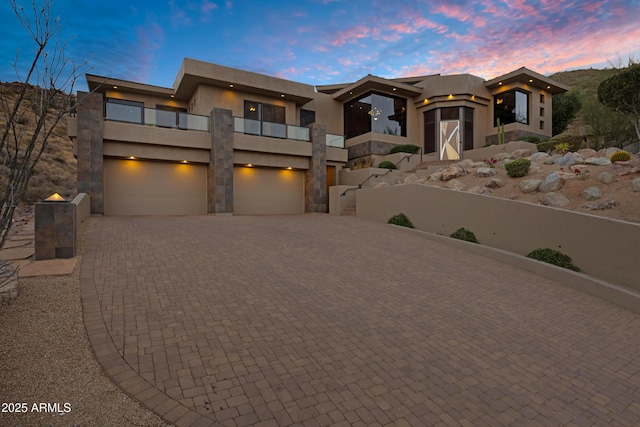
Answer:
[234,167,304,215]
[105,159,207,215]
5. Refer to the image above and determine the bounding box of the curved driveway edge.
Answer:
[82,215,640,426]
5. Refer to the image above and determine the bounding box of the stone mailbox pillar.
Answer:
[34,193,76,260]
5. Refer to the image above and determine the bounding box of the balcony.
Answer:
[233,117,345,148]
[105,101,209,132]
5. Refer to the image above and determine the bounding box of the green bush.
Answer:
[548,133,586,152]
[505,158,531,178]
[526,248,580,272]
[519,135,540,144]
[536,140,554,152]
[378,161,397,169]
[610,150,631,162]
[450,227,478,243]
[388,213,414,228]
[389,144,420,154]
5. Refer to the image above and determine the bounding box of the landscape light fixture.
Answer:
[43,193,66,202]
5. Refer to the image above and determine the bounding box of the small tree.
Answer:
[1,0,87,253]
[598,63,640,141]
[552,89,581,136]
[581,95,635,149]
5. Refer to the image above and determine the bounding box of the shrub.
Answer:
[526,248,580,272]
[450,227,478,243]
[505,158,531,178]
[519,135,540,144]
[378,161,397,169]
[610,150,631,163]
[548,133,586,152]
[536,140,554,152]
[388,213,414,228]
[554,142,570,154]
[389,144,420,154]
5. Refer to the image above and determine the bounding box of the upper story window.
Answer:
[344,92,407,139]
[494,89,529,126]
[244,100,286,138]
[105,98,143,124]
[300,109,316,127]
[155,105,188,129]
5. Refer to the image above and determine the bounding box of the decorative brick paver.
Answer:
[81,215,640,426]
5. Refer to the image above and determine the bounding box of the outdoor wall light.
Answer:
[246,164,253,167]
[113,85,118,89]
[128,156,136,160]
[181,160,188,163]
[43,193,66,202]
[498,82,503,85]
[286,167,292,170]
[281,94,285,97]
[229,84,234,88]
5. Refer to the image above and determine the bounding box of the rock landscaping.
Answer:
[393,144,640,224]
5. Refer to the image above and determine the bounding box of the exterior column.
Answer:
[209,108,234,213]
[76,91,104,214]
[305,123,327,213]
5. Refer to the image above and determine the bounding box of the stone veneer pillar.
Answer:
[76,91,104,214]
[305,123,327,213]
[209,108,234,213]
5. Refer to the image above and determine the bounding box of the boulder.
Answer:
[597,172,615,184]
[582,200,618,210]
[455,159,475,169]
[530,152,550,162]
[374,182,390,188]
[471,161,487,168]
[440,164,466,181]
[403,174,420,184]
[476,167,496,177]
[468,185,491,195]
[519,179,542,193]
[585,157,611,166]
[581,187,602,201]
[556,152,585,167]
[486,178,505,189]
[538,172,564,192]
[512,148,532,158]
[539,192,570,207]
[633,177,640,192]
[493,152,516,161]
[428,172,443,181]
[598,147,620,158]
[577,148,597,158]
[445,179,466,191]
[544,155,559,165]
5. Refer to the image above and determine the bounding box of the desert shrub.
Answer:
[351,156,373,170]
[536,140,554,152]
[389,144,421,154]
[378,161,397,169]
[548,133,586,152]
[554,142,570,154]
[450,227,478,243]
[610,150,631,162]
[526,248,580,272]
[505,158,531,178]
[519,135,540,144]
[388,213,414,228]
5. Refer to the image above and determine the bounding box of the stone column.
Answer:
[76,91,104,214]
[209,108,234,213]
[305,123,327,213]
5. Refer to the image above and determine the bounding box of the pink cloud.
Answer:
[201,1,218,13]
[331,25,371,46]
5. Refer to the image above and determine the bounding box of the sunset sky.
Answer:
[1,0,639,92]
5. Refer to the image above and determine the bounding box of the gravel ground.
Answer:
[0,217,171,427]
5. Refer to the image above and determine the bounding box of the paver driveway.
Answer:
[81,215,640,426]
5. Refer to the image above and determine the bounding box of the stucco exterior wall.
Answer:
[356,184,639,291]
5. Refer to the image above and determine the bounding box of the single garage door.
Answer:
[234,166,304,214]
[104,158,207,215]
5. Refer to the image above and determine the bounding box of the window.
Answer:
[494,89,529,126]
[155,105,187,128]
[540,93,545,104]
[300,109,316,127]
[344,92,407,139]
[105,98,143,124]
[243,100,286,138]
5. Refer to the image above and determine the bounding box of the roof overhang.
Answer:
[173,58,315,105]
[330,74,424,102]
[485,67,570,94]
[86,74,174,98]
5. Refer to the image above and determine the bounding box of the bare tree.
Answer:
[0,0,88,258]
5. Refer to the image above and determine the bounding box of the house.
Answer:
[67,58,568,216]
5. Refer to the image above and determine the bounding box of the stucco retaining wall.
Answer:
[356,184,639,291]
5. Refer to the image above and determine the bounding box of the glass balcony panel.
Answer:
[287,125,310,141]
[106,102,143,123]
[262,121,287,139]
[179,112,209,131]
[234,117,261,135]
[326,134,345,148]
[155,109,177,128]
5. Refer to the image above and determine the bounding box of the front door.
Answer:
[440,120,460,160]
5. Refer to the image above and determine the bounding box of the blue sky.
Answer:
[1,0,639,92]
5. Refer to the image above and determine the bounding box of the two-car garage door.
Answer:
[104,159,304,215]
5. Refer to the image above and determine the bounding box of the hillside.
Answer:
[0,82,76,203]
[550,67,620,98]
